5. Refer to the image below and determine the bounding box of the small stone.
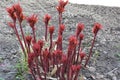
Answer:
[113,76,117,80]
[88,67,96,72]
[95,43,99,46]
[96,73,104,79]
[90,75,96,80]
[103,51,108,54]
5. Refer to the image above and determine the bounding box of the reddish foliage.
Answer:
[59,24,65,35]
[13,3,25,23]
[7,22,15,29]
[32,43,40,53]
[79,33,84,40]
[92,22,102,35]
[56,0,68,13]
[80,52,86,59]
[71,65,81,72]
[43,48,49,58]
[25,35,32,45]
[69,36,78,48]
[27,14,38,29]
[76,23,84,38]
[6,1,102,80]
[49,26,55,35]
[28,53,35,67]
[44,14,51,25]
[38,40,44,48]
[6,6,16,22]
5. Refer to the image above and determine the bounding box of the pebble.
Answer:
[103,51,108,54]
[96,73,104,79]
[88,67,96,72]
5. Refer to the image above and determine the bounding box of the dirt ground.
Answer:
[0,0,120,80]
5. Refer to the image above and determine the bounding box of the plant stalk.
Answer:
[76,39,82,64]
[32,28,36,43]
[19,22,27,52]
[14,21,26,58]
[84,34,97,67]
[45,24,48,41]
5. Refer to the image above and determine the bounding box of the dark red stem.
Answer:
[32,28,36,42]
[79,58,83,64]
[45,24,48,41]
[13,21,26,57]
[39,53,44,71]
[72,47,76,64]
[53,54,55,68]
[59,13,62,26]
[58,13,63,50]
[44,59,47,80]
[35,57,42,79]
[19,22,27,52]
[84,34,97,67]
[27,44,31,53]
[68,69,73,80]
[30,67,36,80]
[76,39,82,64]
[60,65,65,80]
[49,34,52,51]
[67,52,74,80]
[74,71,79,80]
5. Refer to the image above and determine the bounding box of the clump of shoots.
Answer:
[6,0,102,80]
[6,3,27,59]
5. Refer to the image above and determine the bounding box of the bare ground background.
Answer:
[0,0,120,80]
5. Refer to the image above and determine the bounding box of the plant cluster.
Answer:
[6,0,102,80]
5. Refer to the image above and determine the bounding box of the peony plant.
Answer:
[6,0,102,80]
